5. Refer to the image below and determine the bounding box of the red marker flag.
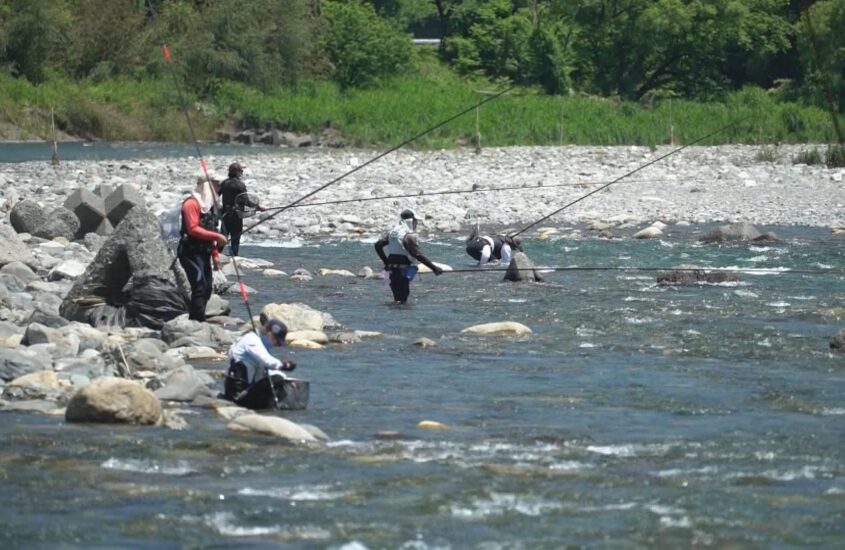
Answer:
[200,158,208,175]
[239,282,249,303]
[162,45,172,64]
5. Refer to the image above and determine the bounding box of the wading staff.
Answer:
[509,116,752,238]
[241,87,514,236]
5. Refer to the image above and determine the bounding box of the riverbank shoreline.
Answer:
[2,144,843,237]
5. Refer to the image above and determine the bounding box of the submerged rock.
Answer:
[461,321,532,336]
[227,414,318,442]
[829,329,845,351]
[657,269,740,285]
[503,251,543,282]
[261,303,339,332]
[699,222,777,243]
[65,377,161,425]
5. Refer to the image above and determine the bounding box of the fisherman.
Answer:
[465,222,522,266]
[224,318,297,410]
[219,162,262,256]
[177,171,227,322]
[374,209,443,304]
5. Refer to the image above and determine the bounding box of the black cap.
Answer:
[264,318,287,344]
[400,209,416,220]
[228,162,244,177]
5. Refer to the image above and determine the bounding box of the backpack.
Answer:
[159,203,183,244]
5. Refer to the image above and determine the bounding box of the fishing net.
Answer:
[233,192,261,218]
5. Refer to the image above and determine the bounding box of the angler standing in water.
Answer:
[375,209,443,304]
[219,162,262,256]
[178,172,228,322]
[465,222,522,266]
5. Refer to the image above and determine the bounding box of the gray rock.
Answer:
[65,377,161,425]
[0,320,22,339]
[0,272,27,293]
[64,188,106,235]
[0,399,64,415]
[33,207,80,241]
[699,222,777,243]
[83,232,106,252]
[0,347,52,381]
[205,294,231,318]
[160,317,234,348]
[0,224,36,268]
[830,329,845,351]
[27,308,69,328]
[0,261,38,284]
[503,251,544,282]
[153,365,215,402]
[9,200,45,235]
[47,259,87,281]
[105,184,146,227]
[59,207,190,328]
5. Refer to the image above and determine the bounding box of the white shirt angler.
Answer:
[227,331,289,383]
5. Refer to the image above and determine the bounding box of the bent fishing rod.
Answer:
[510,116,752,238]
[241,87,513,236]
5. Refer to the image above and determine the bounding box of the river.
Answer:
[0,224,843,547]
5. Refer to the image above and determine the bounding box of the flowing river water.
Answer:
[0,224,843,547]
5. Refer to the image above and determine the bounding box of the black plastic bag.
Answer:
[125,279,189,329]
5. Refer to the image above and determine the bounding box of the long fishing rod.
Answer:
[428,266,838,276]
[149,0,257,332]
[510,116,752,237]
[241,87,514,235]
[255,177,698,213]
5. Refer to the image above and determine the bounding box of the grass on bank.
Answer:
[0,68,841,148]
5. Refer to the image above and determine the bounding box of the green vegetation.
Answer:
[0,0,843,148]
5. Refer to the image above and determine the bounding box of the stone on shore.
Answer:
[504,251,543,282]
[33,207,80,241]
[699,222,777,243]
[261,303,339,332]
[461,321,532,336]
[65,377,162,425]
[9,200,44,235]
[59,207,190,329]
[0,224,36,269]
[227,414,318,442]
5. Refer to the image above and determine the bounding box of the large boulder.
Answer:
[59,207,190,329]
[699,222,777,243]
[503,251,544,283]
[0,347,52,381]
[0,224,36,268]
[33,207,80,241]
[657,269,740,285]
[260,303,339,332]
[9,200,45,234]
[64,188,106,236]
[153,365,215,402]
[160,316,235,348]
[65,377,161,425]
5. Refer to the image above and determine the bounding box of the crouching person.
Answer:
[224,318,296,410]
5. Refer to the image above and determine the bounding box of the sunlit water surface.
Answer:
[1,226,843,548]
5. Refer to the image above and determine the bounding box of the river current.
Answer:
[0,224,843,547]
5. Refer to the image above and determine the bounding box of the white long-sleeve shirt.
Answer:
[227,331,286,384]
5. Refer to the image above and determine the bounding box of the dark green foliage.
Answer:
[322,0,413,88]
[826,144,845,167]
[793,148,823,165]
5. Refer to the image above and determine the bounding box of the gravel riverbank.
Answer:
[2,144,843,240]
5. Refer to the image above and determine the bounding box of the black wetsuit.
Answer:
[177,200,219,322]
[219,176,249,255]
[375,230,439,303]
[466,235,507,262]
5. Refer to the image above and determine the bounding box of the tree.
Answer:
[1,0,74,82]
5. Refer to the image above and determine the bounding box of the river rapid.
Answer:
[1,223,843,547]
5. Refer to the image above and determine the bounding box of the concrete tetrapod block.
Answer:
[93,183,115,199]
[95,218,114,236]
[105,184,146,227]
[63,188,106,235]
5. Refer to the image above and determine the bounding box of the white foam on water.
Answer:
[562,246,579,252]
[624,316,654,325]
[660,515,693,528]
[586,442,680,458]
[684,329,701,336]
[622,296,651,302]
[788,295,817,301]
[449,492,564,519]
[815,262,833,269]
[580,502,637,512]
[205,512,281,537]
[579,342,596,348]
[825,486,844,495]
[733,289,758,298]
[238,484,351,501]
[507,298,527,303]
[819,407,845,416]
[757,338,772,347]
[337,542,369,550]
[654,466,719,478]
[549,460,592,472]
[248,238,306,248]
[750,246,775,252]
[766,301,791,308]
[728,465,828,482]
[100,458,196,475]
